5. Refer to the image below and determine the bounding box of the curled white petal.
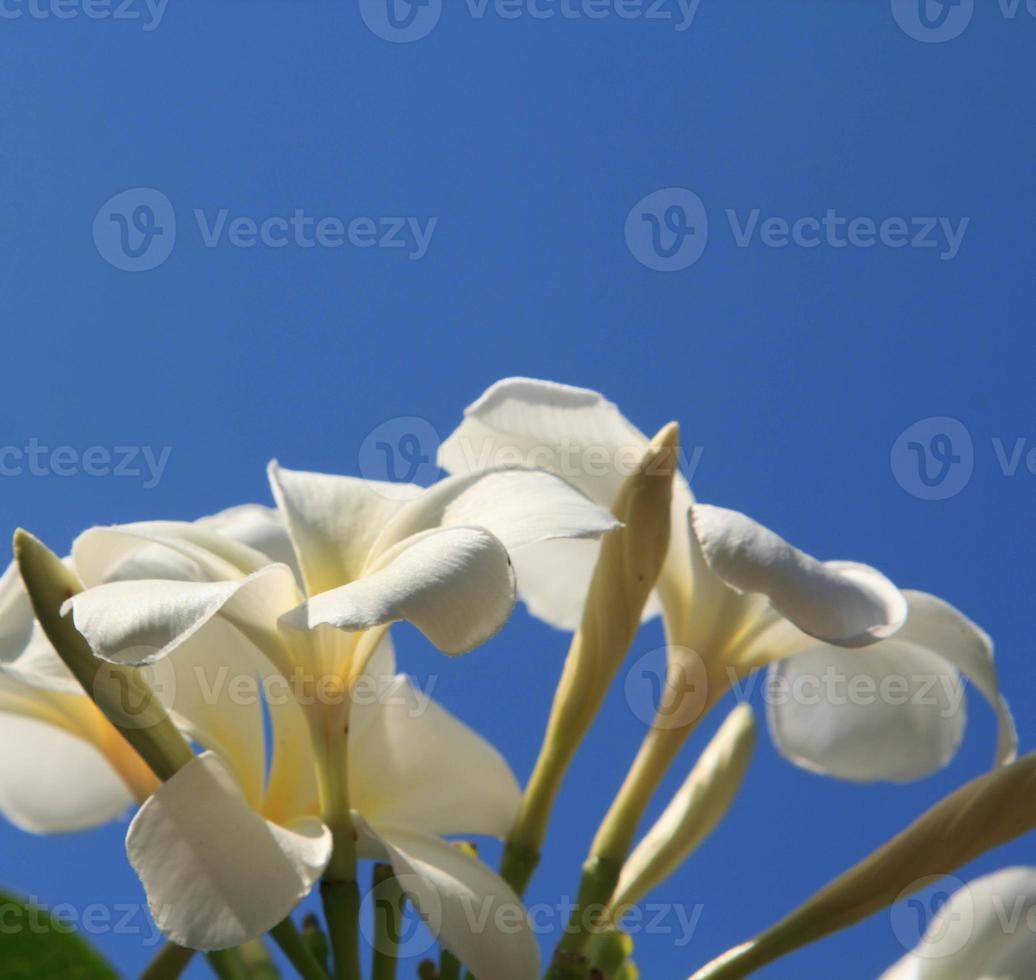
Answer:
[127,752,331,950]
[282,527,516,656]
[692,504,907,647]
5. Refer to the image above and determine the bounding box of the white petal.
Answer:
[268,461,420,596]
[898,591,1016,768]
[438,377,649,507]
[767,592,1016,783]
[154,616,269,808]
[882,868,1036,980]
[282,527,516,656]
[349,674,520,837]
[0,561,34,665]
[506,536,603,631]
[439,379,678,629]
[0,712,133,833]
[66,564,300,666]
[692,505,907,647]
[72,521,270,587]
[0,560,81,693]
[767,643,966,783]
[198,504,302,578]
[369,823,540,980]
[371,468,619,559]
[127,752,332,950]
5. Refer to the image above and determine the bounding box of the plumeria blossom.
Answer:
[0,505,291,834]
[440,378,1015,782]
[65,461,618,685]
[128,640,540,977]
[57,462,612,973]
[881,868,1036,979]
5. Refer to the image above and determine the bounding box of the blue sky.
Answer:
[2,1,1035,976]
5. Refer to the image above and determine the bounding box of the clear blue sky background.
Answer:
[2,2,1035,977]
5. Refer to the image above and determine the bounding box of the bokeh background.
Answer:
[2,1,1035,976]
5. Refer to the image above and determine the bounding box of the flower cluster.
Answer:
[1,378,1031,979]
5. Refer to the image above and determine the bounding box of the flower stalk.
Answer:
[308,697,361,980]
[692,751,1036,979]
[371,864,404,980]
[504,423,678,899]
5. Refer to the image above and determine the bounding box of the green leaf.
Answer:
[0,890,118,979]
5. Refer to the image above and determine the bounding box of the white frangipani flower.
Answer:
[56,463,612,975]
[126,641,539,977]
[66,461,618,678]
[0,505,290,834]
[881,868,1036,980]
[440,377,1015,783]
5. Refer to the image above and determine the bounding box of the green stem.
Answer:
[544,856,623,978]
[321,880,362,980]
[371,864,405,980]
[141,943,195,980]
[499,840,541,899]
[307,703,361,980]
[438,951,461,980]
[206,949,249,980]
[268,918,330,980]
